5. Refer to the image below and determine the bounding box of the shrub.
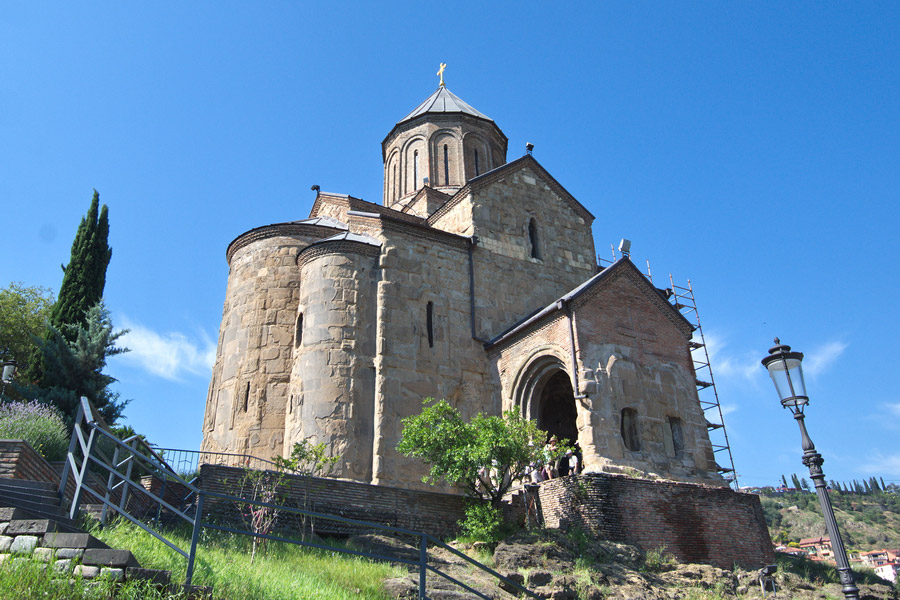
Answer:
[0,400,68,461]
[642,546,676,572]
[459,501,508,543]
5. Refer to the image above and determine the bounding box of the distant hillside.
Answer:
[759,488,900,551]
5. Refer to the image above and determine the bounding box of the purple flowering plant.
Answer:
[0,400,68,461]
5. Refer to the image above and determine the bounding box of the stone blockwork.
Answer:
[537,474,775,569]
[201,84,732,498]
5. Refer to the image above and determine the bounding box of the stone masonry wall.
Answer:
[202,232,323,460]
[367,217,495,490]
[287,242,379,481]
[538,474,775,569]
[459,164,596,338]
[571,266,720,483]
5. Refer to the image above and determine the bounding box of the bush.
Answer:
[0,400,68,461]
[459,501,509,543]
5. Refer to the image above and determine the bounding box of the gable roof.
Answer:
[485,258,693,350]
[426,154,595,227]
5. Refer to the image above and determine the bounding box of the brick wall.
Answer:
[0,439,61,485]
[537,474,774,569]
[200,464,470,538]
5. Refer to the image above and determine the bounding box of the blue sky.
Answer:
[2,3,899,488]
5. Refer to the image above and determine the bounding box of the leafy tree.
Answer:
[397,398,564,507]
[25,191,112,383]
[17,302,128,426]
[0,283,55,378]
[800,477,810,492]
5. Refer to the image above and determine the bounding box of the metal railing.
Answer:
[60,397,538,599]
[148,446,280,478]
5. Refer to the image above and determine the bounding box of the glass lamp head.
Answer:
[761,338,808,413]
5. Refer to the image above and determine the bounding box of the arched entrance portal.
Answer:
[537,371,578,445]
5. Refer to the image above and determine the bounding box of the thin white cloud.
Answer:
[802,341,848,379]
[115,318,216,381]
[719,403,738,416]
[887,403,900,418]
[696,332,759,381]
[861,452,900,477]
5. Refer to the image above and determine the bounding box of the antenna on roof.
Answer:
[618,238,632,259]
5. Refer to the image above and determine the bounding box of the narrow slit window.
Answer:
[474,149,480,176]
[443,144,449,186]
[413,150,419,190]
[243,382,250,412]
[393,165,398,201]
[295,313,303,348]
[528,218,540,259]
[668,417,684,456]
[426,301,434,348]
[621,407,640,451]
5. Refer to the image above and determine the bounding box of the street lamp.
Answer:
[762,338,859,599]
[1,360,16,396]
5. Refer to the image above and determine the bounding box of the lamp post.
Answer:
[761,338,859,599]
[1,360,16,397]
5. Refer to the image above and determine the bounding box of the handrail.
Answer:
[63,396,538,599]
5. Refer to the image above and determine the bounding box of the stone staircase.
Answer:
[0,477,205,596]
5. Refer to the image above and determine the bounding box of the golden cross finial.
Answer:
[437,62,447,87]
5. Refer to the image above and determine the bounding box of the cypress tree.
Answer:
[24,191,111,383]
[781,474,789,488]
[50,190,112,334]
[880,477,887,491]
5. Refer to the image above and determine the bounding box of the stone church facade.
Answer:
[200,84,727,491]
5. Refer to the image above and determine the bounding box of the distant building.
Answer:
[874,563,898,583]
[798,536,833,560]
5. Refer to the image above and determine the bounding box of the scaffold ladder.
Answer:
[667,275,739,490]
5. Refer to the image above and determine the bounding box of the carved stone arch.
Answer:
[511,347,579,444]
[401,135,427,195]
[384,149,400,206]
[462,131,491,179]
[429,129,462,188]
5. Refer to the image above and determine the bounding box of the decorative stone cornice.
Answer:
[296,239,381,269]
[226,222,344,264]
[310,192,426,226]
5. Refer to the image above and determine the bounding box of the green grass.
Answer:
[0,558,176,599]
[85,518,405,600]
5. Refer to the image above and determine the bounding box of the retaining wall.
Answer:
[537,473,774,569]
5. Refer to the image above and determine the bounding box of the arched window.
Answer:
[295,313,303,348]
[393,165,398,202]
[665,416,684,457]
[413,150,419,190]
[528,218,540,259]
[426,301,434,348]
[443,145,449,186]
[621,408,640,451]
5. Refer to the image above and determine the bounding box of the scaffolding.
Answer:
[667,275,739,490]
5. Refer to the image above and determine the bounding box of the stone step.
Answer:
[126,567,171,586]
[82,547,141,569]
[43,531,109,550]
[0,479,57,493]
[0,507,33,521]
[7,518,60,536]
[0,500,81,532]
[0,487,61,506]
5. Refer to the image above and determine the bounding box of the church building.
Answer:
[200,78,727,491]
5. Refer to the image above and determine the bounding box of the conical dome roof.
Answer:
[397,86,493,124]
